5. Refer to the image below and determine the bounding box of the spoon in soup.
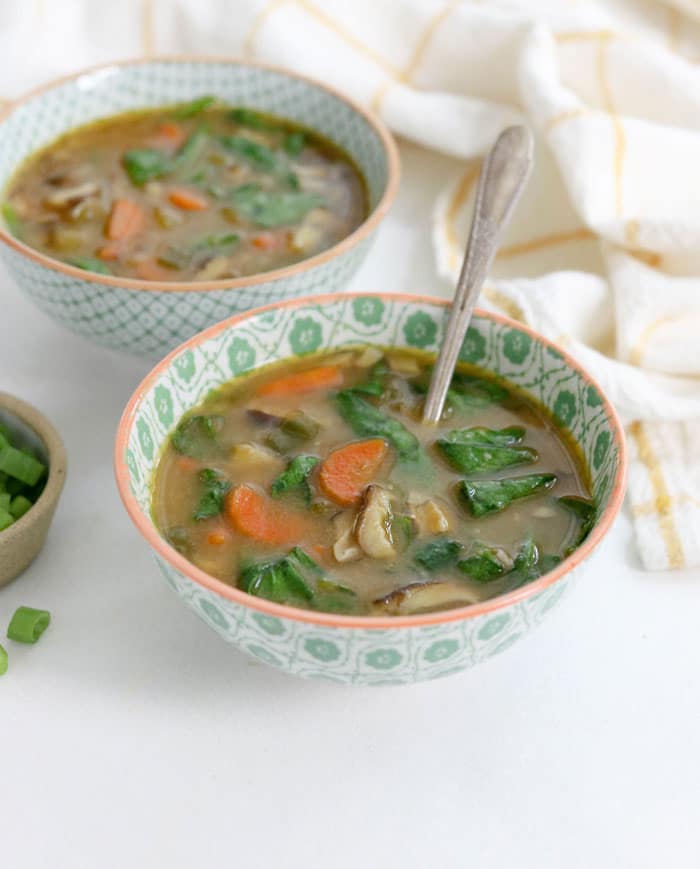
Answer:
[422,125,534,424]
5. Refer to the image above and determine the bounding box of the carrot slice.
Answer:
[158,121,185,144]
[207,531,227,546]
[98,242,122,261]
[175,454,200,473]
[319,438,389,506]
[251,232,277,250]
[168,188,209,211]
[106,199,147,241]
[135,259,171,281]
[255,365,342,398]
[226,484,309,546]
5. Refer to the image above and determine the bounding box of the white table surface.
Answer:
[2,141,699,869]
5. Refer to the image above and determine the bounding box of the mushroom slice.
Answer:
[195,255,231,281]
[408,495,451,535]
[356,484,395,560]
[355,346,384,368]
[44,181,99,208]
[332,511,362,563]
[373,581,479,615]
[230,442,285,476]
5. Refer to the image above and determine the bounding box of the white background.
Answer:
[1,142,699,869]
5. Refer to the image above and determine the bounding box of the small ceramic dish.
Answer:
[114,293,626,685]
[0,393,67,587]
[0,57,399,358]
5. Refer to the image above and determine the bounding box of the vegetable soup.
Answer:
[2,98,368,281]
[152,346,595,617]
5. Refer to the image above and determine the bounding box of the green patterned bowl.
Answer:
[0,58,398,357]
[114,294,626,685]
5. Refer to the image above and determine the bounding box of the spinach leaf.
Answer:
[437,427,537,475]
[124,129,209,186]
[335,390,420,462]
[312,591,363,614]
[123,148,171,185]
[67,255,112,275]
[449,373,510,407]
[413,538,464,572]
[284,131,306,155]
[504,537,561,590]
[193,469,232,520]
[174,95,216,118]
[171,415,224,458]
[230,107,276,130]
[271,454,319,501]
[171,128,209,173]
[241,547,324,607]
[457,544,507,582]
[439,426,525,447]
[560,495,596,553]
[459,473,557,517]
[230,184,324,228]
[219,136,288,174]
[1,202,23,238]
[158,232,239,270]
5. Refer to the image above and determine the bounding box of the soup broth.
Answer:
[3,99,368,281]
[152,347,595,616]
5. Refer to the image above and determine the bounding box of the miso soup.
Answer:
[152,346,595,617]
[3,99,367,282]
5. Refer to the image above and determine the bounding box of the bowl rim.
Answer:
[0,391,68,539]
[114,292,628,630]
[0,55,400,293]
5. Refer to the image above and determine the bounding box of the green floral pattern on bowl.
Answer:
[0,60,396,357]
[116,294,625,685]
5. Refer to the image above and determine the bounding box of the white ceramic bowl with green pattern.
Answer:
[0,59,398,357]
[114,293,627,685]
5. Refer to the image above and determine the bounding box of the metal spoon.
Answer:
[422,125,534,424]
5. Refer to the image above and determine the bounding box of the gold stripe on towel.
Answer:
[497,227,596,259]
[632,493,700,517]
[243,0,291,57]
[371,0,463,111]
[555,29,618,43]
[596,33,625,218]
[628,421,685,568]
[482,286,526,322]
[295,0,401,77]
[141,0,155,56]
[545,108,589,130]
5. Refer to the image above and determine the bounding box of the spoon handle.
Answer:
[421,125,534,424]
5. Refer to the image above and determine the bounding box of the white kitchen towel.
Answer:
[0,0,698,569]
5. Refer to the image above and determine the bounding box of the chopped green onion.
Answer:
[10,495,33,520]
[0,509,13,531]
[66,255,112,275]
[2,201,23,238]
[0,492,10,512]
[7,606,51,644]
[284,131,306,156]
[174,95,216,118]
[0,643,7,676]
[0,441,46,486]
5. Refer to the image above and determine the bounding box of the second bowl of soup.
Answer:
[0,58,398,356]
[115,293,626,685]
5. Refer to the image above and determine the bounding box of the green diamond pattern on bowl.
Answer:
[0,60,394,357]
[118,295,623,685]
